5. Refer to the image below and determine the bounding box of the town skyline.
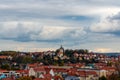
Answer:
[0,0,120,52]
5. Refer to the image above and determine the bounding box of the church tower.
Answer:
[57,45,64,57]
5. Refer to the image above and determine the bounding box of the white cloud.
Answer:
[90,12,120,32]
[0,0,120,20]
[0,0,120,52]
[0,21,86,42]
[0,39,58,52]
[90,19,120,32]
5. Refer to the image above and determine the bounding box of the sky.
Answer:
[0,0,120,52]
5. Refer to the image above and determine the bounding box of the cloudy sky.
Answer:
[0,0,120,52]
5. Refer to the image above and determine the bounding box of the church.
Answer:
[57,45,64,58]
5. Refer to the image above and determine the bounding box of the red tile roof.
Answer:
[43,74,52,80]
[16,70,29,74]
[0,69,8,73]
[0,56,8,59]
[101,67,116,71]
[2,78,14,80]
[34,78,44,80]
[68,70,98,77]
[34,67,46,72]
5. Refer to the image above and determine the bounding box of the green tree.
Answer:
[59,60,64,66]
[14,56,33,64]
[0,51,18,57]
[22,56,32,64]
[1,64,10,70]
[108,73,120,80]
[65,49,73,57]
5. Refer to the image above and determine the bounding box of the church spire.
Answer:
[60,45,63,49]
[57,45,64,58]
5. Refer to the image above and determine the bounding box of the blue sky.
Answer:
[0,0,120,52]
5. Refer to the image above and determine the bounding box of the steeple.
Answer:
[60,45,63,49]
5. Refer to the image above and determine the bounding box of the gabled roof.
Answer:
[2,77,13,80]
[101,67,116,71]
[0,56,8,59]
[16,70,29,74]
[68,70,98,77]
[34,67,46,72]
[0,69,8,73]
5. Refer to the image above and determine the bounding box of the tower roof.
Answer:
[60,45,64,49]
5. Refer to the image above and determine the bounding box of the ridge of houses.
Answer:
[0,46,119,80]
[0,62,117,80]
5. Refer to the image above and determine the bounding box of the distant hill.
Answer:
[97,53,120,57]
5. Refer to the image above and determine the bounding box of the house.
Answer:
[0,56,8,59]
[0,69,8,74]
[29,68,36,77]
[16,70,28,77]
[65,76,80,80]
[101,67,116,76]
[29,67,46,78]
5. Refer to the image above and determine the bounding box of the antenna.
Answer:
[60,39,63,47]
